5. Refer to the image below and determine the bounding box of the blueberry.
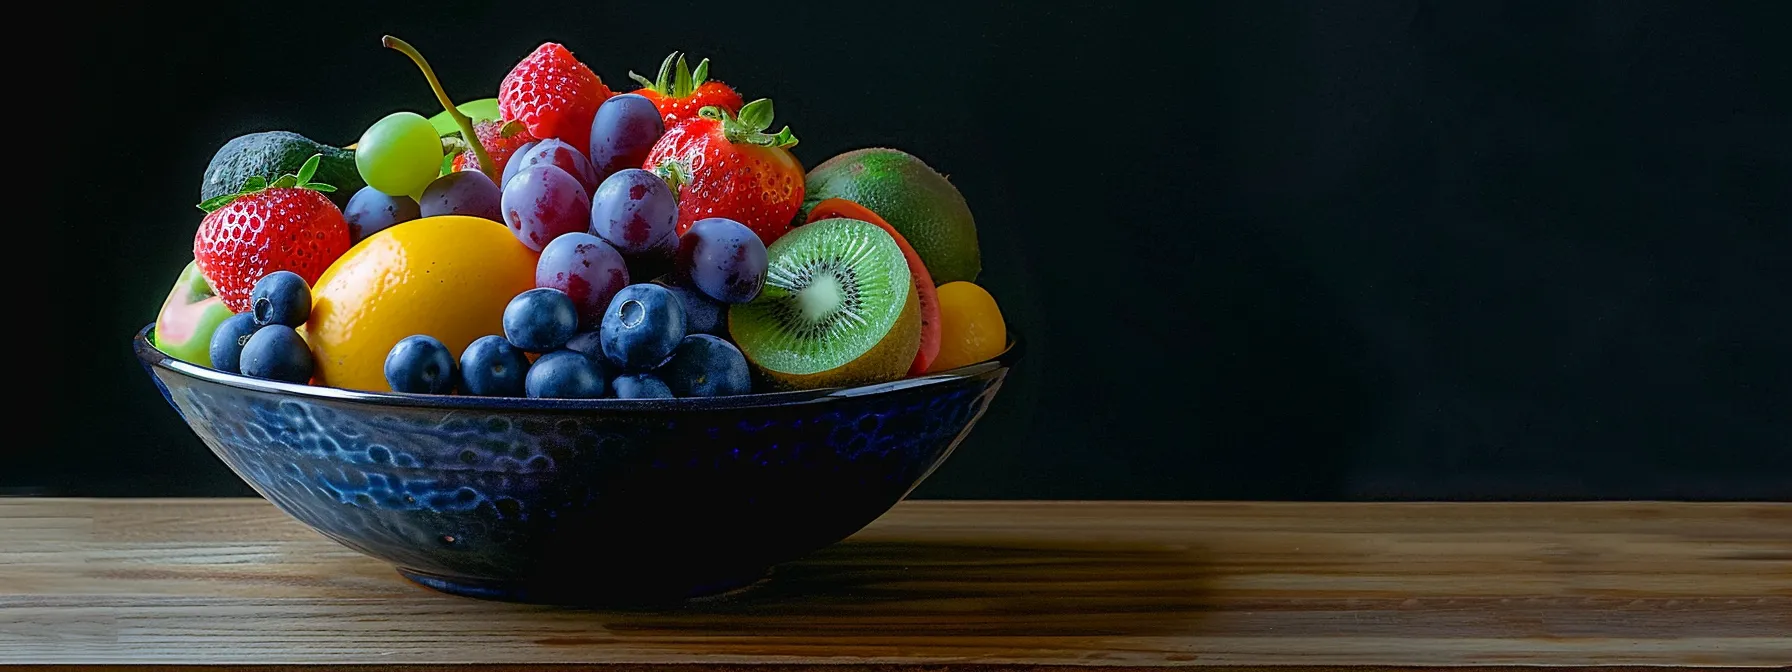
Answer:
[502,288,579,352]
[239,325,314,383]
[383,335,457,394]
[250,271,311,327]
[674,217,768,304]
[650,276,725,335]
[660,334,752,397]
[558,334,614,380]
[209,312,260,374]
[524,350,607,399]
[610,372,674,399]
[458,335,531,397]
[564,330,602,358]
[599,283,687,370]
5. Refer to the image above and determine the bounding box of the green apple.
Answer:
[428,98,500,136]
[153,261,237,366]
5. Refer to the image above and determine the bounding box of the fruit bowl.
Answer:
[133,323,1017,604]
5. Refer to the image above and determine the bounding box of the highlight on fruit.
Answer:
[155,35,1002,398]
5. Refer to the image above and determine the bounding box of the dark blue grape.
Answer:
[502,288,579,352]
[419,170,502,221]
[342,186,419,243]
[588,94,665,183]
[240,325,313,383]
[500,141,538,187]
[508,139,598,196]
[591,168,678,258]
[209,312,260,374]
[250,271,310,328]
[599,283,687,370]
[675,217,768,304]
[525,350,607,399]
[536,232,629,330]
[501,164,591,251]
[458,335,530,397]
[660,334,751,397]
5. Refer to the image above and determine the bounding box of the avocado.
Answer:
[201,131,364,209]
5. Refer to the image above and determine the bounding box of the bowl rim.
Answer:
[134,322,1020,411]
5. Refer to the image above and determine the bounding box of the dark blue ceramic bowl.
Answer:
[133,324,1016,604]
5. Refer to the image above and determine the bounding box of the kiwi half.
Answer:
[729,218,920,391]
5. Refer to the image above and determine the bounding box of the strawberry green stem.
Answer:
[651,159,688,198]
[628,52,713,98]
[196,154,336,212]
[382,35,497,182]
[700,99,798,148]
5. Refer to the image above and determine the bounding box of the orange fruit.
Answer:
[928,281,1006,372]
[305,216,537,391]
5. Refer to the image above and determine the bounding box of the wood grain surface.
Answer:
[1,499,1787,669]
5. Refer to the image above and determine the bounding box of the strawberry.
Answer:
[627,52,745,128]
[451,119,538,178]
[644,99,803,244]
[498,43,613,154]
[193,155,351,312]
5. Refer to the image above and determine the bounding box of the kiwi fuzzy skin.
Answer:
[800,148,982,285]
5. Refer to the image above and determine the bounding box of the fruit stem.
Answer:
[701,100,798,149]
[651,159,687,201]
[382,35,497,182]
[629,52,711,98]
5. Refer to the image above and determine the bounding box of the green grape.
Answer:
[355,112,443,197]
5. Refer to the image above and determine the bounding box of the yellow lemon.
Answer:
[928,281,1007,372]
[306,216,537,392]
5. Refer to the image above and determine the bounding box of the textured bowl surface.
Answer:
[133,324,1014,604]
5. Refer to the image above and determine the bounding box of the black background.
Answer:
[31,1,1790,499]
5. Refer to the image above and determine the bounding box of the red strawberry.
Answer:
[627,52,745,128]
[193,155,351,312]
[643,98,803,244]
[451,119,538,178]
[498,43,613,153]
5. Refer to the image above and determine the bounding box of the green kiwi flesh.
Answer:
[728,218,920,390]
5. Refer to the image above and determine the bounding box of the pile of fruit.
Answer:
[153,38,1007,399]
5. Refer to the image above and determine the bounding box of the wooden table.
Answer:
[1,499,1787,669]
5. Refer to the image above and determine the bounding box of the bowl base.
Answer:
[397,567,771,606]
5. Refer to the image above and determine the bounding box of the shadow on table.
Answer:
[583,539,1215,639]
